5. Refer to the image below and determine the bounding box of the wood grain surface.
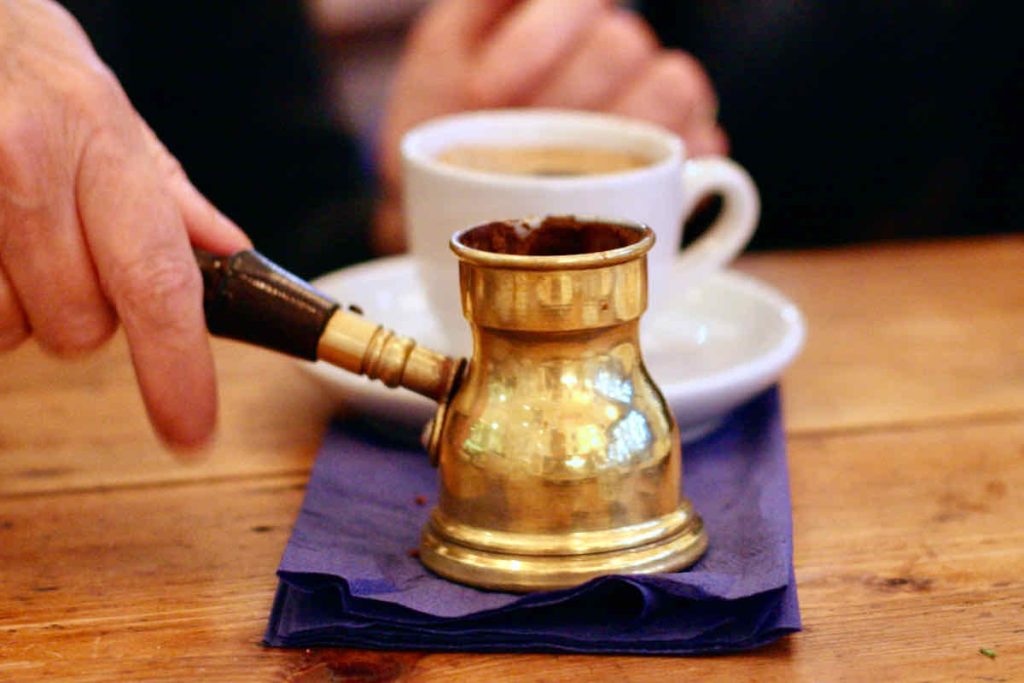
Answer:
[1,235,1022,681]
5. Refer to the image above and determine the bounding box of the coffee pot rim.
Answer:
[449,215,655,272]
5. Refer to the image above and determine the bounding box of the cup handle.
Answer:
[676,156,760,288]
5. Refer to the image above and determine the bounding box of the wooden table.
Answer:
[2,236,1022,681]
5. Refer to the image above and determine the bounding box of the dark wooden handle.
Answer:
[195,249,339,360]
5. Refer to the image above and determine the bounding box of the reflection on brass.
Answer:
[421,216,706,592]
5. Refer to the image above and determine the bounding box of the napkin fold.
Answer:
[264,387,800,655]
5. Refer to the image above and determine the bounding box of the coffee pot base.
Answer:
[419,504,708,593]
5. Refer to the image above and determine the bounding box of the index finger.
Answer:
[470,0,610,106]
[77,124,217,454]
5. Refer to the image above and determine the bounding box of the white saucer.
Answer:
[301,255,805,444]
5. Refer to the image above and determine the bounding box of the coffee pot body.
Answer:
[421,217,706,590]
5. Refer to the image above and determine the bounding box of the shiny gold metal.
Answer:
[418,216,707,592]
[317,308,463,404]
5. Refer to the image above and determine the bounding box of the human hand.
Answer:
[0,0,251,453]
[375,0,726,252]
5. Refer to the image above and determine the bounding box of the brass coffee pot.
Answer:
[198,215,707,592]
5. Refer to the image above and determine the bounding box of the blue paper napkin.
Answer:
[264,387,800,654]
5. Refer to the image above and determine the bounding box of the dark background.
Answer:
[64,1,1022,277]
[642,1,1023,251]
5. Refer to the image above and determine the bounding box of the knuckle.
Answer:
[138,122,187,182]
[114,255,201,333]
[654,50,709,89]
[158,147,188,183]
[63,62,130,122]
[60,69,137,170]
[647,51,717,114]
[75,121,131,196]
[600,10,658,58]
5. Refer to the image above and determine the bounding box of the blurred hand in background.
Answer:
[373,0,726,253]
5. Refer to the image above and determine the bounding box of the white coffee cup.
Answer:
[402,109,759,353]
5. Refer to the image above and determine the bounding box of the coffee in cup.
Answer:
[435,145,651,177]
